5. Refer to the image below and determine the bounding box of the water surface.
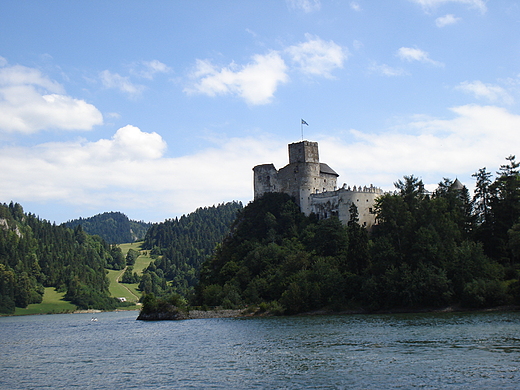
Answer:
[1,310,519,389]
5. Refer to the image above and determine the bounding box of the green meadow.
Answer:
[106,242,153,307]
[14,287,77,316]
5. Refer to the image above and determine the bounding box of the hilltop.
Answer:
[63,211,152,244]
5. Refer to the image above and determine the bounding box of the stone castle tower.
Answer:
[253,140,383,229]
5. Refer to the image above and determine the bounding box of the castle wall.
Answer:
[310,185,382,229]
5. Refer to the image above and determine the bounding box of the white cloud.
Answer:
[0,63,102,133]
[1,105,519,221]
[409,0,487,14]
[456,80,514,105]
[397,47,444,67]
[130,60,172,79]
[0,128,284,221]
[369,62,408,77]
[350,2,361,11]
[287,0,321,13]
[318,105,520,191]
[286,34,348,78]
[435,14,462,27]
[100,70,145,97]
[184,35,346,104]
[184,51,288,105]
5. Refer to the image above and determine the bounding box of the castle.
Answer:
[253,140,383,228]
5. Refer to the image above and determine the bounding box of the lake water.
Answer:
[1,310,519,389]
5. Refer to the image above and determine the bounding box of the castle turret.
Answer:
[253,140,337,215]
[253,164,279,199]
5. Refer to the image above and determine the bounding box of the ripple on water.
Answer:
[1,311,520,389]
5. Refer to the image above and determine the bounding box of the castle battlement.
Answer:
[253,141,382,228]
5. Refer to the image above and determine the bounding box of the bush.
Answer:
[461,279,509,308]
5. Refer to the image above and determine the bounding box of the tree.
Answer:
[126,248,140,266]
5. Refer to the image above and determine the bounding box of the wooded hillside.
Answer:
[0,203,124,314]
[63,211,151,244]
[194,157,520,314]
[138,201,243,299]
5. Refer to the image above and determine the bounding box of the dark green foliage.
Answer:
[63,211,151,244]
[196,193,354,313]
[197,165,518,314]
[140,292,187,315]
[0,202,125,313]
[139,201,242,298]
[120,266,140,284]
[108,245,126,270]
[473,156,520,264]
[126,248,140,266]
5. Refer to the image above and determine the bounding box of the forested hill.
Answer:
[0,202,125,314]
[194,157,520,314]
[138,201,243,297]
[63,211,151,244]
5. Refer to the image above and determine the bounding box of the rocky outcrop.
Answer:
[136,308,243,321]
[136,309,189,321]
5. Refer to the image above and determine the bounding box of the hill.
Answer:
[63,211,151,244]
[194,170,520,314]
[138,201,243,298]
[0,202,126,314]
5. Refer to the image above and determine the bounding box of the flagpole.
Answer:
[300,119,308,140]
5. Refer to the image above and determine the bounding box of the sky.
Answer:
[1,0,519,223]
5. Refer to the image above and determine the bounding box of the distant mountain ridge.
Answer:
[63,211,152,244]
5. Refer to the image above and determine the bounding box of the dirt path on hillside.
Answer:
[115,267,140,302]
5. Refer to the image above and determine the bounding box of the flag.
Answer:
[301,119,308,126]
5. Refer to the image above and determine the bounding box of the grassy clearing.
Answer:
[119,242,153,274]
[14,287,77,316]
[107,241,154,303]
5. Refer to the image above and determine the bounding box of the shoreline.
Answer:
[3,304,518,319]
[136,304,520,321]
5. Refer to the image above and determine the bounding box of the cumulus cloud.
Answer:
[100,70,146,97]
[286,0,321,13]
[286,34,348,78]
[397,47,444,67]
[456,80,514,105]
[184,51,288,105]
[0,62,102,133]
[1,105,519,221]
[0,128,284,221]
[435,14,462,27]
[185,35,347,104]
[409,0,487,14]
[319,104,520,192]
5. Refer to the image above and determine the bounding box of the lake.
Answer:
[1,310,519,389]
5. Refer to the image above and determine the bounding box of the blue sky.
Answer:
[1,0,519,223]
